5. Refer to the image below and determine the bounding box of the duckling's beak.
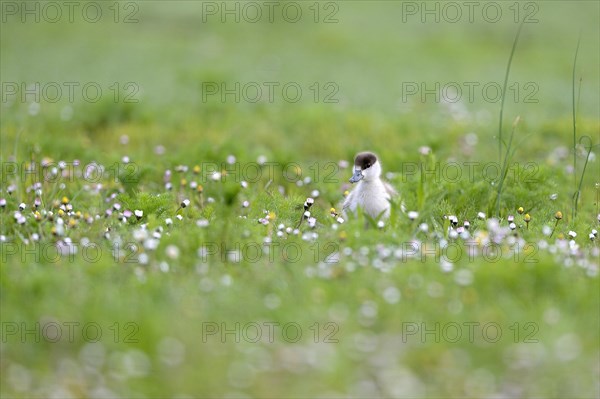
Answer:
[349,168,363,183]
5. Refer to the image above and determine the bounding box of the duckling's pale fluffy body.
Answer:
[342,152,397,219]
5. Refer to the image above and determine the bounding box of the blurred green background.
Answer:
[1,1,599,398]
[2,0,599,163]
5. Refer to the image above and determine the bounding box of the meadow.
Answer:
[1,1,599,398]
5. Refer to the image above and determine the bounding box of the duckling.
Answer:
[342,152,397,219]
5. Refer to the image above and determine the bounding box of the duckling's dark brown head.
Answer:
[349,152,381,183]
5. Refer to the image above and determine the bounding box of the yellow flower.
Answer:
[517,207,524,214]
[193,165,201,174]
[292,165,302,176]
[555,211,563,220]
[524,214,531,222]
[61,196,70,205]
[343,190,349,197]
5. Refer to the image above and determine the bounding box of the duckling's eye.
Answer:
[365,163,371,168]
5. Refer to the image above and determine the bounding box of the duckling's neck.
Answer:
[361,177,382,184]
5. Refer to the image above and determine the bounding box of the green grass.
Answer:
[1,2,599,398]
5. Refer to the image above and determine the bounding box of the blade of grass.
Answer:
[496,116,521,217]
[571,34,581,220]
[573,135,595,219]
[498,22,524,166]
